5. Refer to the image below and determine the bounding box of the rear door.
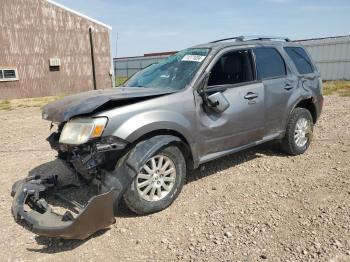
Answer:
[253,47,297,136]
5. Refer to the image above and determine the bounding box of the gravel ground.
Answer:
[0,95,349,262]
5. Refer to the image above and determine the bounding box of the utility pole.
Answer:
[89,27,97,90]
[115,32,119,87]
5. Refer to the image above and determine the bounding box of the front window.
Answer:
[125,48,210,91]
[208,49,255,87]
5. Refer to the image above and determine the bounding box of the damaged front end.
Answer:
[11,174,116,240]
[10,110,180,240]
[11,125,131,240]
[10,88,178,240]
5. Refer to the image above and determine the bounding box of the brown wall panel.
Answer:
[0,0,112,99]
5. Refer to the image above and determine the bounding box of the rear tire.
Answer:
[123,145,186,215]
[281,108,313,155]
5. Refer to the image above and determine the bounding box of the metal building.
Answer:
[114,52,176,85]
[297,35,350,80]
[114,35,350,83]
[0,0,113,99]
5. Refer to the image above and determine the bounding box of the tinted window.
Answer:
[254,48,286,80]
[208,50,255,86]
[284,47,314,74]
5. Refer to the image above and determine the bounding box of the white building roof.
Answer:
[46,0,112,30]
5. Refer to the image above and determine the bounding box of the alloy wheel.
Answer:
[136,155,177,202]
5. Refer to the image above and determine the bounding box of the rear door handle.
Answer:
[244,92,258,100]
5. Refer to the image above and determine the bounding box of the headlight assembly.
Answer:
[59,117,108,145]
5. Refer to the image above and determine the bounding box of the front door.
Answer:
[196,49,265,157]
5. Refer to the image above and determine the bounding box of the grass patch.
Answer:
[0,96,64,111]
[340,90,350,97]
[1,81,348,111]
[323,81,350,97]
[116,76,128,87]
[0,100,11,110]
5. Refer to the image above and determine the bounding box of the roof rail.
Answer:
[210,35,290,43]
[210,36,245,43]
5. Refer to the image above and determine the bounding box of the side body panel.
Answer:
[279,45,324,131]
[195,82,265,156]
[95,42,323,169]
[255,46,300,136]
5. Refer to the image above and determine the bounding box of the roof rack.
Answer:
[210,35,291,43]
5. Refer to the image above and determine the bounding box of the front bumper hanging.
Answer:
[11,135,181,240]
[11,174,116,240]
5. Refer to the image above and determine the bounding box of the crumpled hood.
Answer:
[42,87,175,122]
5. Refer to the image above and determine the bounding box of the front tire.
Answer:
[123,145,186,215]
[281,108,313,155]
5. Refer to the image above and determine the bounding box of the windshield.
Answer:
[124,48,210,91]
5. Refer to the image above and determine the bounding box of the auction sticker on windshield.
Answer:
[182,55,206,62]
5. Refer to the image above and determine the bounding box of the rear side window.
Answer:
[254,48,286,80]
[284,47,314,74]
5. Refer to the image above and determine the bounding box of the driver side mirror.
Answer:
[197,73,230,113]
[206,92,230,113]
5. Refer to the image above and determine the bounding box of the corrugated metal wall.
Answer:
[114,55,170,80]
[296,36,350,80]
[0,0,112,99]
[114,36,350,82]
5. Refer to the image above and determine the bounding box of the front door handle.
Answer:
[244,92,258,100]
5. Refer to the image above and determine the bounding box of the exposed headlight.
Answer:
[59,117,108,145]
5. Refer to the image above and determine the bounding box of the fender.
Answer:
[111,111,193,144]
[109,110,199,165]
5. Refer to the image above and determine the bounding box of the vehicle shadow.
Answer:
[186,141,286,184]
[27,229,110,253]
[116,141,287,219]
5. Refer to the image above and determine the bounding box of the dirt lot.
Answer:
[0,95,349,262]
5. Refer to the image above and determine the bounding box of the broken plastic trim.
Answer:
[10,135,181,240]
[11,174,116,240]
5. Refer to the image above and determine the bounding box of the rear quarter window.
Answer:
[284,47,314,75]
[254,47,287,80]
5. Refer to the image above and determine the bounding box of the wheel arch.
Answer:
[286,97,317,130]
[294,98,317,124]
[282,97,317,137]
[127,129,197,170]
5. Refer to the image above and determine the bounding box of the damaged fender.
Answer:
[102,135,181,205]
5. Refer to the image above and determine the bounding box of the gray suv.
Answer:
[11,36,323,239]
